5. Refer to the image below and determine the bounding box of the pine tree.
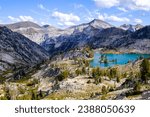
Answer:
[75,69,81,76]
[134,82,141,92]
[140,59,150,83]
[117,76,120,83]
[101,86,107,95]
[4,87,11,100]
[81,67,86,74]
[56,70,69,81]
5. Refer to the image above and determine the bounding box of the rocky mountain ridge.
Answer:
[4,19,112,44]
[0,26,49,78]
[119,24,144,32]
[3,20,150,55]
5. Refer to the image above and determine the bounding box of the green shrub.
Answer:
[117,76,121,83]
[109,68,118,79]
[4,87,11,100]
[75,69,82,76]
[56,70,69,81]
[87,80,91,84]
[81,67,86,75]
[134,82,141,92]
[101,86,108,95]
[101,94,107,100]
[26,79,38,86]
[140,59,150,83]
[0,76,5,84]
[18,87,25,94]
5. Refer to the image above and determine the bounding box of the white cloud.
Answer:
[58,22,75,26]
[98,14,105,21]
[130,0,150,11]
[86,17,94,21]
[106,15,130,22]
[19,16,34,22]
[117,7,128,12]
[8,16,36,23]
[57,22,64,26]
[40,22,52,26]
[97,13,130,22]
[41,22,47,25]
[52,11,80,26]
[64,22,75,26]
[93,0,150,11]
[38,4,50,12]
[58,21,75,26]
[93,0,119,8]
[52,11,80,22]
[134,18,143,24]
[8,16,20,22]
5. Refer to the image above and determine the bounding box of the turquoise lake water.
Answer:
[90,52,150,68]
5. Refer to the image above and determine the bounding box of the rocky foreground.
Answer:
[0,49,150,100]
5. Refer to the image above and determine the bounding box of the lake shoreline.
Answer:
[93,48,150,55]
[90,52,150,68]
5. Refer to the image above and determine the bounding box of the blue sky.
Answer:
[0,0,150,28]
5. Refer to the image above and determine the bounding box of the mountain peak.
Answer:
[90,19,106,23]
[120,24,143,32]
[89,19,112,29]
[6,21,41,29]
[135,24,144,30]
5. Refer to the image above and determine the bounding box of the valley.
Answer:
[0,19,150,100]
[0,47,150,100]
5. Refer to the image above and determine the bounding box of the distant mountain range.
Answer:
[1,19,150,64]
[4,19,144,44]
[4,19,112,43]
[119,24,144,32]
[39,19,149,54]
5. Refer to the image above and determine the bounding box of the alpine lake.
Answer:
[90,52,150,68]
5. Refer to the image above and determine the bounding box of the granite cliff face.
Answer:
[0,26,49,76]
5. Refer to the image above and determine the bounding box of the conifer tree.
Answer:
[140,59,150,83]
